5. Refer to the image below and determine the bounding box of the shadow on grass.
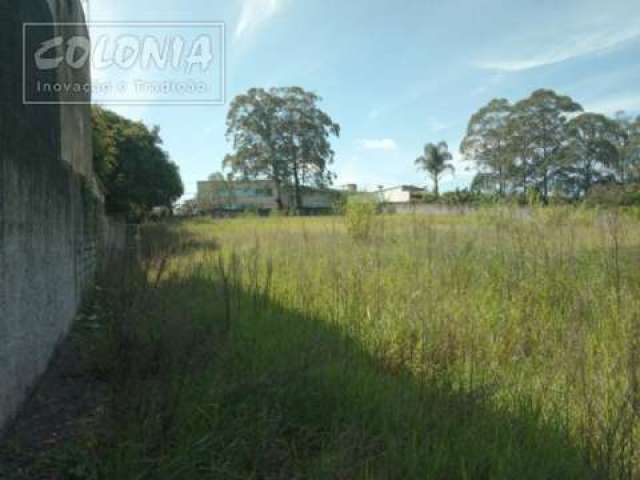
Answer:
[5,223,603,479]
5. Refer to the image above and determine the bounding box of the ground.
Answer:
[2,208,640,478]
[0,330,107,479]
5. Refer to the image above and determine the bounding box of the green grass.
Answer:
[49,207,640,478]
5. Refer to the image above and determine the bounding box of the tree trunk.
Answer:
[268,142,285,211]
[293,159,302,214]
[273,170,284,211]
[584,160,593,197]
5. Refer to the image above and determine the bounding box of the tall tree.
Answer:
[92,106,184,219]
[224,87,339,212]
[415,141,455,197]
[224,88,286,208]
[557,113,623,197]
[508,89,583,200]
[503,112,537,194]
[278,87,340,211]
[614,113,640,184]
[461,99,514,195]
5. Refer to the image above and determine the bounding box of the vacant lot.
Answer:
[8,208,640,479]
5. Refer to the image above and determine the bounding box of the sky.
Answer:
[86,0,640,199]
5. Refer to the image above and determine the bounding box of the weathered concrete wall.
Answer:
[382,203,477,216]
[0,0,124,431]
[53,0,95,179]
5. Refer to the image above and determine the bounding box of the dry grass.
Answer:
[40,206,640,478]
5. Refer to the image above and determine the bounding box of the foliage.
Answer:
[420,191,440,204]
[461,98,513,195]
[415,141,455,197]
[557,113,624,198]
[461,89,640,202]
[344,196,379,241]
[439,188,484,206]
[585,184,640,207]
[509,89,583,199]
[224,87,340,212]
[92,106,184,220]
[615,112,640,183]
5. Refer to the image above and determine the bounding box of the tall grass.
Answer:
[57,207,640,478]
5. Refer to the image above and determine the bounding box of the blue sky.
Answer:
[88,0,640,199]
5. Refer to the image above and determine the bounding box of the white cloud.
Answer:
[475,26,640,72]
[356,138,398,151]
[235,0,281,40]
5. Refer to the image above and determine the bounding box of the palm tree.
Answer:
[415,141,455,197]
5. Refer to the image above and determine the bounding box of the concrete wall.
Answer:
[0,0,124,431]
[382,203,477,216]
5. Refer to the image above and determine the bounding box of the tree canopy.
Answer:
[460,98,513,195]
[462,89,640,201]
[92,106,184,219]
[224,87,340,211]
[557,113,624,197]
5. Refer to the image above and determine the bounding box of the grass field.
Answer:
[37,207,640,478]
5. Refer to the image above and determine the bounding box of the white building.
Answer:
[377,185,425,204]
[197,179,340,215]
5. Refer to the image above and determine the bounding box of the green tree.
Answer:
[224,88,286,208]
[503,113,537,195]
[92,106,184,219]
[202,171,237,211]
[508,89,583,200]
[614,113,640,184]
[556,113,624,197]
[224,87,339,212]
[415,141,455,197]
[461,98,514,195]
[279,87,339,211]
[92,107,120,182]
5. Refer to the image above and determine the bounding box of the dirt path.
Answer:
[0,332,106,479]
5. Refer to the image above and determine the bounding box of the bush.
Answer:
[344,196,379,241]
[585,184,640,207]
[421,189,505,207]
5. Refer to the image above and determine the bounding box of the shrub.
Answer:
[344,196,378,241]
[582,184,640,207]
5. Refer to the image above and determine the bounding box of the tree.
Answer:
[92,106,184,219]
[614,113,640,184]
[224,88,285,207]
[92,107,120,183]
[508,89,583,200]
[415,141,455,197]
[556,113,624,197]
[278,87,340,211]
[224,87,339,212]
[202,171,237,211]
[461,98,513,195]
[503,112,537,194]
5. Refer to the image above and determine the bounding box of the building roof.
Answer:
[378,185,424,192]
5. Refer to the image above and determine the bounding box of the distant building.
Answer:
[196,179,340,215]
[377,185,425,204]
